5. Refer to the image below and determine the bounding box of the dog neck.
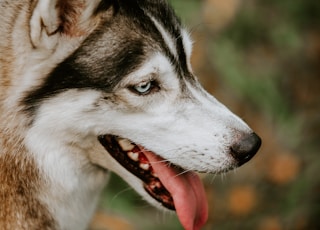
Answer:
[0,116,109,230]
[0,125,55,229]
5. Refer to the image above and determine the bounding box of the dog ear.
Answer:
[30,0,117,49]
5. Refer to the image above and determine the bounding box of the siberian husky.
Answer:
[0,0,261,229]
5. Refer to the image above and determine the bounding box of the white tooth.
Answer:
[150,181,161,189]
[118,139,135,151]
[151,172,158,178]
[139,163,150,171]
[128,152,139,162]
[155,182,162,188]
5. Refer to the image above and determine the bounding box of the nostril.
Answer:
[230,132,262,166]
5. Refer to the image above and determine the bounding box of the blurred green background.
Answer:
[91,0,320,229]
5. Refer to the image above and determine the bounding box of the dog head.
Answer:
[19,0,261,229]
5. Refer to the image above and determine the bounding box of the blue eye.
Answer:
[131,80,159,95]
[134,81,152,94]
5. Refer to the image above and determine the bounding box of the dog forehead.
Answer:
[106,0,190,75]
[62,0,192,87]
[74,0,186,73]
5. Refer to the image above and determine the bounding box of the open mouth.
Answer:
[98,135,175,210]
[98,135,208,230]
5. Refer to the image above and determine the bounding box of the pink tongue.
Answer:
[144,151,208,230]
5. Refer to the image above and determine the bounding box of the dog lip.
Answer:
[98,135,175,210]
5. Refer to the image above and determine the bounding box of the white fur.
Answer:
[181,29,194,71]
[25,91,108,229]
[149,15,178,59]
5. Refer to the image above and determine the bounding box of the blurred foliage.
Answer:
[94,0,320,229]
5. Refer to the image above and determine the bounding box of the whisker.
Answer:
[173,168,193,178]
[209,173,218,184]
[109,187,134,206]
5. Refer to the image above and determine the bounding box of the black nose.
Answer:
[230,132,261,166]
